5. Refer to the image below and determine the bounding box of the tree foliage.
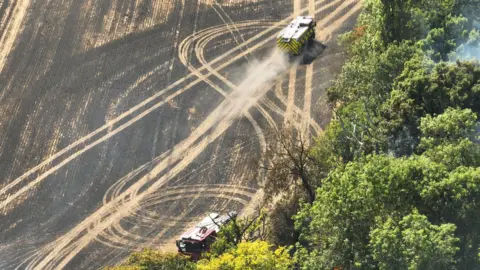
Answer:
[291,0,480,268]
[197,241,293,270]
[295,155,447,269]
[293,107,480,268]
[419,107,478,146]
[294,146,480,268]
[418,108,480,169]
[326,0,480,159]
[370,210,459,270]
[104,250,195,270]
[266,192,302,247]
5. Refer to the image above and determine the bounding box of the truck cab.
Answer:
[176,212,237,261]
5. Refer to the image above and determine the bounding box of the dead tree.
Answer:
[261,126,317,205]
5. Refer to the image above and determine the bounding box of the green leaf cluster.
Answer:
[197,241,293,270]
[104,250,195,270]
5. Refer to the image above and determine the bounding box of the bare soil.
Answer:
[0,0,361,268]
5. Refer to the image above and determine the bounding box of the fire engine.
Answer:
[176,211,237,261]
[277,16,317,56]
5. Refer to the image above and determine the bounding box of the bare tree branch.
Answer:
[261,126,317,204]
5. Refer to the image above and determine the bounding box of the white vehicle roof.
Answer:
[179,212,237,242]
[277,16,315,41]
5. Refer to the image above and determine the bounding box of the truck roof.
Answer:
[277,16,314,41]
[179,212,236,242]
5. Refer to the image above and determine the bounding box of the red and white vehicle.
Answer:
[176,211,237,261]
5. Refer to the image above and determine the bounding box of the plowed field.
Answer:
[0,0,361,268]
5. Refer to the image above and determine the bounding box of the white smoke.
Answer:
[455,43,480,61]
[451,24,480,62]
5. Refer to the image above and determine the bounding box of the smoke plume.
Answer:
[451,20,480,62]
[455,43,480,61]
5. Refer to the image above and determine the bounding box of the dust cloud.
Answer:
[216,49,294,123]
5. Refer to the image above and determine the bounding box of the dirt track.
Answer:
[0,0,361,268]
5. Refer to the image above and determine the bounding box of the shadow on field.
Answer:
[301,40,327,65]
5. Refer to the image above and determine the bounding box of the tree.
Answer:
[293,150,480,269]
[418,108,480,169]
[104,266,141,270]
[454,0,480,21]
[453,29,480,61]
[419,107,478,148]
[266,192,302,247]
[377,89,418,156]
[309,121,343,172]
[262,127,317,204]
[332,102,384,159]
[294,155,447,269]
[328,40,417,105]
[421,167,480,267]
[421,138,480,170]
[104,250,195,270]
[197,241,293,270]
[327,31,420,158]
[379,0,414,43]
[370,210,459,270]
[395,60,480,116]
[289,0,480,269]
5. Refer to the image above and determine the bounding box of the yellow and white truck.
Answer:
[277,16,316,56]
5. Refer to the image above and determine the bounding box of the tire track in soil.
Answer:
[27,40,283,270]
[8,1,361,268]
[38,47,291,269]
[192,21,277,130]
[0,0,29,73]
[302,0,316,144]
[0,0,324,212]
[0,22,266,212]
[94,185,256,249]
[0,0,16,40]
[97,131,261,267]
[273,71,323,134]
[274,0,344,132]
[284,0,302,126]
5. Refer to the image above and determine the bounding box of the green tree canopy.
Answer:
[197,241,293,270]
[103,250,195,270]
[419,107,478,146]
[295,155,446,269]
[295,151,480,268]
[290,0,480,269]
[370,210,459,270]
